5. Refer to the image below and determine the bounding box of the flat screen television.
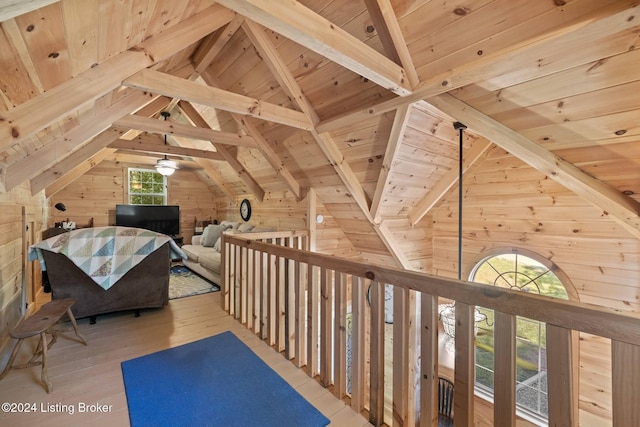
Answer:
[115,204,180,236]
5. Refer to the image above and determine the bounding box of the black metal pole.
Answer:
[453,122,467,281]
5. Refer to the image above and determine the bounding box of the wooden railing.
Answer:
[221,233,640,427]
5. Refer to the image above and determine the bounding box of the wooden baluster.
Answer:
[454,302,475,427]
[320,267,333,387]
[221,238,228,311]
[260,250,268,340]
[268,252,277,347]
[612,340,640,426]
[246,248,254,330]
[369,280,385,427]
[351,276,366,414]
[240,246,247,325]
[393,286,409,427]
[334,272,347,399]
[294,260,306,367]
[420,293,438,427]
[546,324,579,426]
[307,265,319,377]
[494,312,516,427]
[234,245,241,319]
[286,240,296,360]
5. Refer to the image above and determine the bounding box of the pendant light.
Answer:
[155,111,178,176]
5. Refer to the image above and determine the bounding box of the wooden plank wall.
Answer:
[432,146,639,425]
[50,160,218,243]
[0,183,46,362]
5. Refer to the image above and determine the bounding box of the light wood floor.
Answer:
[0,291,371,427]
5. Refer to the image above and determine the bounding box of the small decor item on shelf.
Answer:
[240,199,251,222]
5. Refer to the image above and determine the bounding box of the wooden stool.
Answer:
[0,298,87,393]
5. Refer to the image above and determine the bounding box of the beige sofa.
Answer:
[181,221,273,285]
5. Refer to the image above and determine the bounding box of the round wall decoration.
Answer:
[240,199,252,221]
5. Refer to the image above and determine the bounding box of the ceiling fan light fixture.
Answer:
[155,111,178,176]
[155,157,178,176]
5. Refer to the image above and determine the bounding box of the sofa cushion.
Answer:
[181,244,212,263]
[201,224,231,247]
[199,250,222,272]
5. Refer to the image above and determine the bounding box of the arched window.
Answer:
[468,248,575,423]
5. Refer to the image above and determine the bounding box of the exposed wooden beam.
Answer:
[113,114,258,148]
[215,0,411,96]
[44,148,116,198]
[242,19,319,125]
[316,2,639,133]
[408,137,493,226]
[30,96,172,195]
[123,69,314,131]
[199,72,303,200]
[363,0,419,89]
[0,0,58,22]
[311,130,372,222]
[0,4,234,150]
[235,115,302,200]
[178,101,266,202]
[370,104,410,224]
[428,93,640,239]
[193,15,245,76]
[31,128,125,195]
[5,90,156,192]
[109,138,224,161]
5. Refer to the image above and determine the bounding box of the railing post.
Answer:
[494,312,516,427]
[454,302,475,427]
[294,260,306,367]
[612,340,640,426]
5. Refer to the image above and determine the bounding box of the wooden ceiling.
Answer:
[1,0,640,266]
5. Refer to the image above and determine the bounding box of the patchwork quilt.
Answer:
[29,226,186,290]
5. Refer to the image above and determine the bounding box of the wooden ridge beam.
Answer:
[123,69,314,131]
[428,93,640,239]
[0,4,234,150]
[215,0,411,96]
[114,114,258,148]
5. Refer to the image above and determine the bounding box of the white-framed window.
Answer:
[469,248,573,424]
[127,168,167,205]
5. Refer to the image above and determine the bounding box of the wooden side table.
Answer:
[0,298,87,393]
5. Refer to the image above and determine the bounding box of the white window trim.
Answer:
[127,167,167,205]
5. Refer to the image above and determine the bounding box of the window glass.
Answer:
[471,252,569,421]
[128,168,167,205]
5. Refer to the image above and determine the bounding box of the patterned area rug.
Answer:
[169,265,219,300]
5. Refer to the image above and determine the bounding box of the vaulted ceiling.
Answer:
[1,0,640,267]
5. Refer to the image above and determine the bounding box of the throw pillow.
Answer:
[202,224,231,247]
[237,223,255,233]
